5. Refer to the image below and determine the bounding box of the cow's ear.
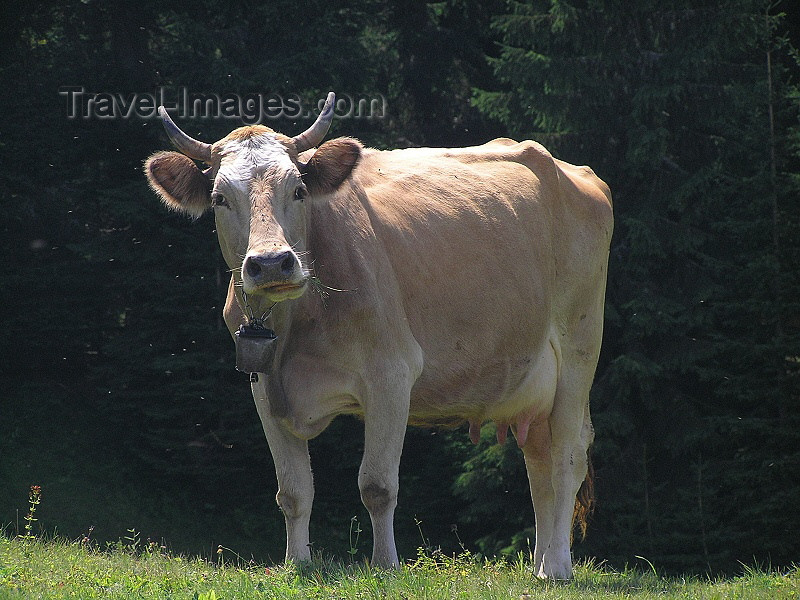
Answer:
[302,138,361,196]
[144,151,211,217]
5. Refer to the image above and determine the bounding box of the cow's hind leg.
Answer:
[251,377,314,563]
[521,419,555,576]
[523,366,594,579]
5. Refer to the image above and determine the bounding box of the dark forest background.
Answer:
[1,0,799,575]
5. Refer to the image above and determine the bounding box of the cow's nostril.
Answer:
[244,252,296,283]
[245,257,262,278]
[280,254,295,276]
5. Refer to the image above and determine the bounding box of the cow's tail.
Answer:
[572,447,595,542]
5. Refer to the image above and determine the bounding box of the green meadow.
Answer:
[2,535,798,599]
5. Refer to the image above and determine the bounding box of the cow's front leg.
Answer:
[358,378,411,568]
[251,376,313,563]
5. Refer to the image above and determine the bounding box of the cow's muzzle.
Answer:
[242,249,307,300]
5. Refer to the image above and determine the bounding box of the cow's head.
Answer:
[144,92,360,304]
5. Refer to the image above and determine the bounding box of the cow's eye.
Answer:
[294,184,308,201]
[211,193,229,209]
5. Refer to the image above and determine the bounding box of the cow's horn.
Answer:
[292,92,335,153]
[157,106,213,163]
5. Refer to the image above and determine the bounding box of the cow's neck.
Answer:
[243,187,376,418]
[248,282,319,419]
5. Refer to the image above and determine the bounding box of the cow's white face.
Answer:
[144,95,361,310]
[212,133,310,302]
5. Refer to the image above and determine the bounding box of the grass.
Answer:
[1,535,798,599]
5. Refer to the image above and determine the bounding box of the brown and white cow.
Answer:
[144,92,612,578]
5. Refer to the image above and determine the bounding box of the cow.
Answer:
[144,92,612,579]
